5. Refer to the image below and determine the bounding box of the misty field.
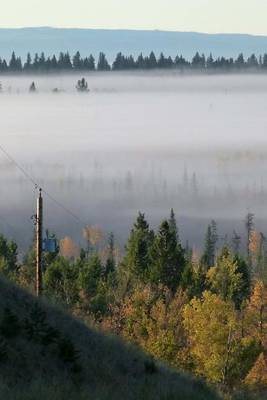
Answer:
[1,72,267,250]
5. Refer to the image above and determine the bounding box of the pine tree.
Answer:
[245,212,254,268]
[206,53,214,69]
[169,208,179,242]
[149,220,185,292]
[9,51,22,72]
[105,233,116,276]
[97,52,110,71]
[76,77,89,92]
[136,53,145,69]
[232,230,241,255]
[207,246,245,308]
[73,51,82,70]
[148,51,157,68]
[24,53,32,72]
[112,52,124,70]
[29,81,37,93]
[123,212,153,280]
[201,220,218,269]
[235,53,245,69]
[78,254,103,298]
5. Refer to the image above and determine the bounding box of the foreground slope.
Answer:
[0,278,219,400]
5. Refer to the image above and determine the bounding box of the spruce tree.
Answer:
[73,51,82,70]
[24,53,32,72]
[105,232,116,276]
[201,220,218,269]
[169,208,179,242]
[149,220,185,292]
[76,77,89,92]
[123,212,153,280]
[97,52,110,71]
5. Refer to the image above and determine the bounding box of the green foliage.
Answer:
[44,257,79,306]
[57,337,79,364]
[97,52,111,71]
[123,212,153,281]
[2,210,267,396]
[0,278,219,400]
[1,49,267,75]
[201,221,218,269]
[0,235,18,279]
[104,232,116,277]
[183,291,241,385]
[78,254,102,298]
[144,358,157,374]
[0,307,20,338]
[149,220,185,292]
[207,247,245,307]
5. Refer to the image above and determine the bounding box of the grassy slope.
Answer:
[0,278,219,400]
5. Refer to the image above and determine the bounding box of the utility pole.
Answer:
[36,188,43,297]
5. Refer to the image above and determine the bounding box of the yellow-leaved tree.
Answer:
[105,284,191,369]
[245,280,267,344]
[245,352,267,387]
[183,291,258,386]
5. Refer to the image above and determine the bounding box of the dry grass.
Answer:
[0,277,219,400]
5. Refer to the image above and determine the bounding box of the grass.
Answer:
[0,277,220,400]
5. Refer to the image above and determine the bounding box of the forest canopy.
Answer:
[0,50,267,73]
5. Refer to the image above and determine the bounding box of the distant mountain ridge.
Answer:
[1,27,267,61]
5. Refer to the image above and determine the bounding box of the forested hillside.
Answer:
[0,210,267,399]
[0,277,219,400]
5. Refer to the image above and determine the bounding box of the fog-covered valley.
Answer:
[1,72,267,252]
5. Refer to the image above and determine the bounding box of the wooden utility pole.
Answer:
[36,188,43,297]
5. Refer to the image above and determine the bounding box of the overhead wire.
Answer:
[0,143,86,228]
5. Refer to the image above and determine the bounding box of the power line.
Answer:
[42,189,85,226]
[0,143,38,188]
[0,143,86,228]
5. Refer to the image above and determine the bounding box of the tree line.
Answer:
[0,211,267,397]
[1,50,267,73]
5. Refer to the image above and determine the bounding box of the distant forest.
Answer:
[1,50,267,73]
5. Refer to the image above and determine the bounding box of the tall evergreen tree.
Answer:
[201,220,218,269]
[149,220,185,292]
[24,53,32,72]
[97,52,110,71]
[73,51,82,70]
[245,212,254,268]
[123,212,153,280]
[105,232,116,277]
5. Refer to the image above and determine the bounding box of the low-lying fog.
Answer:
[1,72,267,252]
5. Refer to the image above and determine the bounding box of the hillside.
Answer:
[1,27,267,61]
[0,277,219,400]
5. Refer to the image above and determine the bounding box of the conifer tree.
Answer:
[24,52,32,72]
[201,220,218,269]
[149,220,185,292]
[73,51,82,70]
[105,232,116,277]
[29,81,36,93]
[169,208,179,242]
[123,212,153,280]
[245,212,254,268]
[76,77,89,92]
[207,246,244,308]
[97,52,110,71]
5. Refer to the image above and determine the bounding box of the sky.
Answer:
[1,0,267,35]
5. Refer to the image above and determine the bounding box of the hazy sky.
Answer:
[1,0,267,35]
